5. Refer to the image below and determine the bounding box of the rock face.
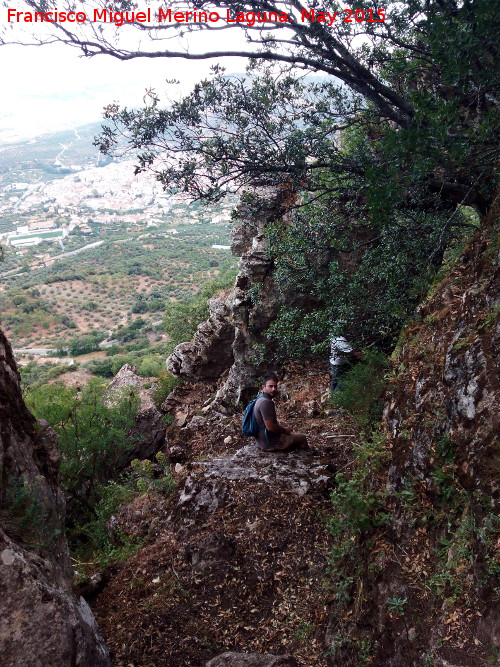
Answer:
[166,187,382,410]
[338,218,499,666]
[206,653,299,667]
[167,296,236,380]
[0,328,110,667]
[107,363,166,460]
[384,227,499,485]
[167,186,296,408]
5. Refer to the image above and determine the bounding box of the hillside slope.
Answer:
[91,366,360,666]
[368,211,499,665]
[1,194,497,665]
[90,207,499,666]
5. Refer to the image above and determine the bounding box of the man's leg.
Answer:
[330,362,346,392]
[265,432,309,451]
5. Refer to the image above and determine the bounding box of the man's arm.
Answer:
[259,398,292,435]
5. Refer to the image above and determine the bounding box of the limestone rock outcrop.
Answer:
[384,222,499,491]
[107,363,166,460]
[166,296,235,380]
[167,186,296,408]
[179,445,334,507]
[166,186,385,411]
[0,328,110,667]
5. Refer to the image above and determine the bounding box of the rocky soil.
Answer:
[91,363,361,667]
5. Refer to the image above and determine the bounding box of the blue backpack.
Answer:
[242,394,265,437]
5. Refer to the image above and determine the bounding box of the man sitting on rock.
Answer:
[254,373,309,452]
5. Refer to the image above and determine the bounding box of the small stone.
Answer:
[188,415,207,431]
[174,463,184,474]
[224,436,233,445]
[1,548,16,565]
[175,412,189,427]
[168,445,187,463]
[408,627,417,642]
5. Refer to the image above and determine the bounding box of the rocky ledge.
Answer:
[107,363,166,461]
[93,431,341,666]
[182,444,334,501]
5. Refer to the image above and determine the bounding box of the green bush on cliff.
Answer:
[25,378,139,515]
[265,201,463,360]
[330,351,389,432]
[73,478,139,569]
[327,431,391,601]
[152,370,180,408]
[0,477,52,548]
[72,452,175,572]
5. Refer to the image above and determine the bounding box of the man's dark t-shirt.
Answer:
[253,395,279,450]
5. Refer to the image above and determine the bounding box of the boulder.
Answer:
[187,445,333,497]
[0,328,110,666]
[173,445,334,527]
[0,532,109,667]
[166,297,236,380]
[107,363,166,460]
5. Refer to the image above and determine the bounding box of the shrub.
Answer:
[105,344,123,356]
[265,203,467,358]
[60,315,77,328]
[25,379,139,518]
[163,263,237,346]
[111,354,133,375]
[68,332,106,356]
[137,355,163,377]
[84,358,115,377]
[330,350,389,432]
[74,479,136,555]
[152,370,180,407]
[131,452,174,496]
[0,477,51,548]
[327,431,391,602]
[20,361,75,389]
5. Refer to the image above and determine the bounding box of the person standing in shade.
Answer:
[330,336,361,392]
[253,373,309,452]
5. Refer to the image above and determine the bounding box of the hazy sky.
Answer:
[0,35,246,143]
